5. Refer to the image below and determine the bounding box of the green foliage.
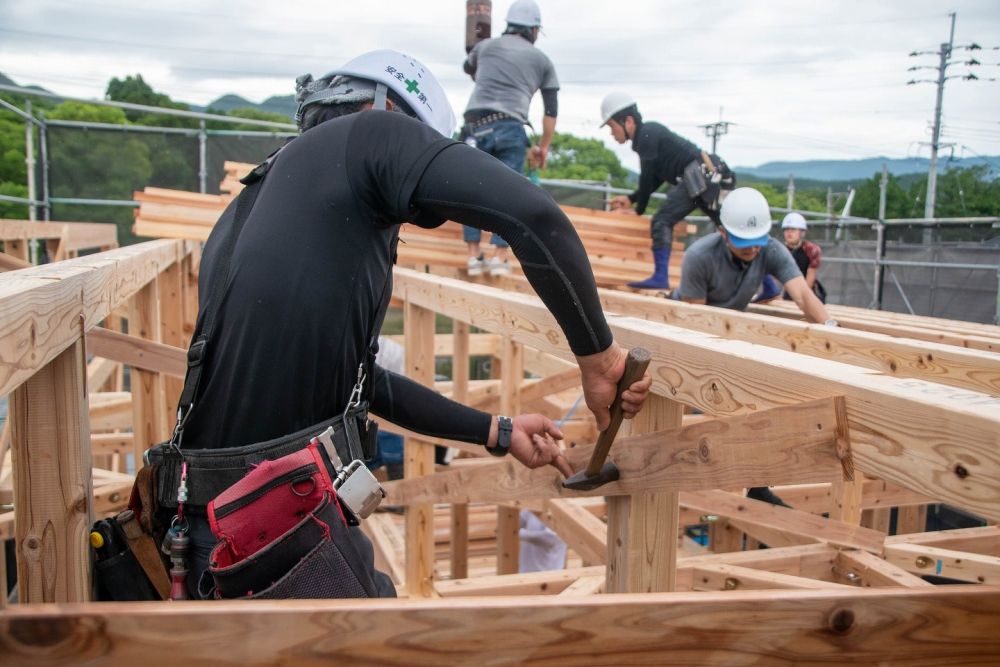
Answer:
[0,181,28,218]
[533,132,630,187]
[106,74,196,128]
[46,101,129,124]
[207,107,293,131]
[850,165,999,220]
[850,171,912,219]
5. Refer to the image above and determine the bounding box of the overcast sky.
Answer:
[2,0,998,170]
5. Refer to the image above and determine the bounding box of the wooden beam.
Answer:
[557,574,605,596]
[383,398,849,506]
[884,543,1000,584]
[683,490,885,554]
[543,499,608,565]
[449,319,470,580]
[436,565,606,597]
[2,588,998,664]
[496,335,523,575]
[128,278,167,463]
[834,550,933,588]
[0,240,185,398]
[86,328,186,378]
[9,337,93,602]
[607,394,682,594]
[691,563,857,591]
[403,301,436,598]
[885,526,1000,555]
[361,512,405,587]
[390,270,1000,521]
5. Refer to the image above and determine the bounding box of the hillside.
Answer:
[736,156,999,182]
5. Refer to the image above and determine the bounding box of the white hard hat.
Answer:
[781,212,808,230]
[600,91,636,126]
[720,188,773,248]
[296,50,455,138]
[507,0,542,27]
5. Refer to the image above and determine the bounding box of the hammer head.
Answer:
[561,462,620,491]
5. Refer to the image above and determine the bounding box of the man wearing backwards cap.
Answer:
[675,187,834,325]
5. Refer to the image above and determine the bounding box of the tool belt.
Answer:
[681,156,736,209]
[145,403,376,511]
[202,443,386,599]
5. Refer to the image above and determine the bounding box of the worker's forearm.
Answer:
[540,116,556,151]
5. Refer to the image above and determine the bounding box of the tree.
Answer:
[850,171,911,220]
[45,101,154,244]
[533,132,630,187]
[206,107,294,131]
[106,74,196,128]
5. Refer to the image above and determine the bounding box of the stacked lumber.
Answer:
[132,187,230,242]
[1,218,118,270]
[133,160,696,288]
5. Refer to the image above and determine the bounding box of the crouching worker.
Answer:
[143,50,651,600]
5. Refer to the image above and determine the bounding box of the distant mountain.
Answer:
[0,72,53,95]
[736,156,999,182]
[193,93,296,121]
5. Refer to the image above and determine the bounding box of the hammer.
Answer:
[562,347,651,491]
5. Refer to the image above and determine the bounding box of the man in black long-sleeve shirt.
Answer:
[158,50,651,597]
[600,92,735,290]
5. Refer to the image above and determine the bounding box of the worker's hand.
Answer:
[609,195,632,211]
[576,342,652,431]
[536,144,550,170]
[528,144,545,170]
[508,414,573,477]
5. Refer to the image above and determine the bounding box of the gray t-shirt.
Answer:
[675,233,801,310]
[464,34,559,123]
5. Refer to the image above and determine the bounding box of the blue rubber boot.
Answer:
[628,247,671,289]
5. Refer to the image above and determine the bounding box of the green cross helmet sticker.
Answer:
[405,79,421,94]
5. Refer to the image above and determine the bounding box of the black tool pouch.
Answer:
[91,465,171,601]
[682,159,709,198]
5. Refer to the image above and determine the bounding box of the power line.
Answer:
[907,11,987,218]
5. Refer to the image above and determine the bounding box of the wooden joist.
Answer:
[391,269,1000,521]
[2,588,997,664]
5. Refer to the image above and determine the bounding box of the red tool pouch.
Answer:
[207,443,342,568]
[204,442,387,599]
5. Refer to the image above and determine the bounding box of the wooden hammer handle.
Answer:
[584,347,652,477]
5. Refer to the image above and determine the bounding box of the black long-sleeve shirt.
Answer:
[185,111,611,451]
[629,121,702,215]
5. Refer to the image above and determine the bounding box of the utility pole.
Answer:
[698,107,732,154]
[908,12,982,219]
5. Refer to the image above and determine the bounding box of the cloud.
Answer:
[2,0,998,168]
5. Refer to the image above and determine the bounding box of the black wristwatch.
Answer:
[488,416,513,457]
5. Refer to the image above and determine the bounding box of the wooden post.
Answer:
[404,301,436,597]
[897,505,928,535]
[450,320,470,580]
[862,507,892,534]
[830,397,862,524]
[496,335,523,575]
[158,256,185,425]
[709,518,744,553]
[128,277,167,466]
[606,394,683,593]
[9,336,93,602]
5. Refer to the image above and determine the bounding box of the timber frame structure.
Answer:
[0,196,999,664]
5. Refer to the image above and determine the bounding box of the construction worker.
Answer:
[149,49,651,598]
[751,212,827,305]
[460,0,559,277]
[600,92,735,290]
[675,187,835,324]
[780,212,827,303]
[675,188,834,508]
